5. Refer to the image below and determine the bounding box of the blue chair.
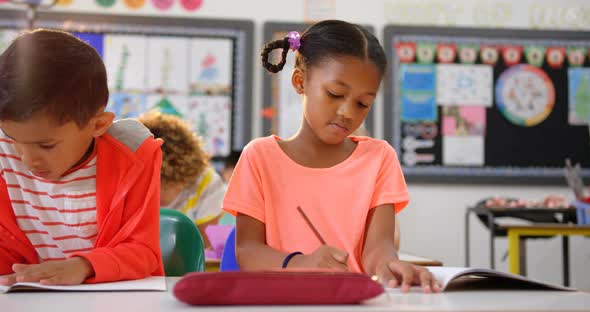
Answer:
[220,227,239,271]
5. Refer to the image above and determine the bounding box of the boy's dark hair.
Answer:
[261,20,386,76]
[0,29,108,126]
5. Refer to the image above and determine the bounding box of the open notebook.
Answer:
[402,267,576,292]
[0,276,167,293]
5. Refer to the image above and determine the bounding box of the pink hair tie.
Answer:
[287,31,301,51]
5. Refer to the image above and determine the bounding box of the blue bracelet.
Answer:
[281,251,303,268]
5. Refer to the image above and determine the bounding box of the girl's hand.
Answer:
[288,245,349,271]
[0,257,94,286]
[375,259,440,293]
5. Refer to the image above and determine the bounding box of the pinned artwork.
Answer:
[395,42,416,63]
[416,43,435,64]
[502,46,522,66]
[400,64,437,121]
[495,64,555,127]
[146,94,187,118]
[567,47,586,67]
[107,93,148,119]
[442,106,486,136]
[146,36,189,94]
[436,43,456,63]
[443,136,484,166]
[568,68,590,125]
[480,45,499,65]
[189,38,233,96]
[524,46,545,67]
[458,44,478,64]
[402,122,438,140]
[182,96,232,157]
[546,47,566,69]
[104,35,147,92]
[436,64,493,107]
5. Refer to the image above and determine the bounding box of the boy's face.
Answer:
[0,113,111,181]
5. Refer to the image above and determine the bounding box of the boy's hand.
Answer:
[375,259,440,293]
[0,257,94,286]
[288,245,349,271]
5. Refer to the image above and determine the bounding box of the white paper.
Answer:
[437,64,493,107]
[189,38,233,96]
[0,276,166,293]
[443,136,484,166]
[422,267,573,291]
[104,35,147,92]
[278,53,302,138]
[147,36,189,94]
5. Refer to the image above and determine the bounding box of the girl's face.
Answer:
[293,55,382,145]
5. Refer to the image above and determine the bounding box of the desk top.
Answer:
[1,277,589,311]
[498,224,590,230]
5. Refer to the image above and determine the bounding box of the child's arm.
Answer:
[75,143,163,283]
[362,204,439,293]
[236,214,348,271]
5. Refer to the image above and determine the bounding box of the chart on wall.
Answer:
[20,12,254,157]
[384,26,590,183]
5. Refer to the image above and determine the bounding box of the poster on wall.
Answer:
[189,38,233,96]
[436,64,493,107]
[183,96,232,156]
[495,64,555,127]
[568,68,590,125]
[400,64,437,121]
[146,37,189,94]
[104,35,147,92]
[107,93,148,119]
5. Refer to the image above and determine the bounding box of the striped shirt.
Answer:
[0,136,97,262]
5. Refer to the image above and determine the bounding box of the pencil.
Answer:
[297,206,327,245]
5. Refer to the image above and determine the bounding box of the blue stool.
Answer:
[220,227,240,271]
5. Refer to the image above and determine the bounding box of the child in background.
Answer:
[0,29,163,285]
[138,111,228,248]
[223,20,437,293]
[221,150,242,183]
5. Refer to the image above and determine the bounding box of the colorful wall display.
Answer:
[2,13,254,157]
[384,26,590,183]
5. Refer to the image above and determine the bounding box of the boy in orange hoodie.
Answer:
[0,29,163,285]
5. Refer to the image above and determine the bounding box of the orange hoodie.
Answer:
[0,120,164,283]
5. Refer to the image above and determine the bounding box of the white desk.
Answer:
[1,277,589,312]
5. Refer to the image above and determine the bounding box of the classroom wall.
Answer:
[2,0,590,290]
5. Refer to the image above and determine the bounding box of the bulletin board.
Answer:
[261,22,376,138]
[383,25,590,184]
[0,10,254,157]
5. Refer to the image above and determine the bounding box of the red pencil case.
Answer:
[173,271,384,305]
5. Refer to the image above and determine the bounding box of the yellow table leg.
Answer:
[508,229,520,275]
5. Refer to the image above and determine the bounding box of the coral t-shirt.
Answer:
[223,135,409,272]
